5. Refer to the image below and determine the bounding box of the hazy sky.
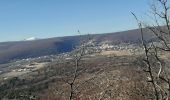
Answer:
[0,0,149,42]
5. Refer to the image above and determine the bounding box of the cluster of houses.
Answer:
[94,42,142,54]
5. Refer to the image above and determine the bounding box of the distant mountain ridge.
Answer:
[0,28,154,64]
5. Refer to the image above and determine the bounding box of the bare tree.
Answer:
[132,12,159,100]
[132,0,170,99]
[60,31,97,100]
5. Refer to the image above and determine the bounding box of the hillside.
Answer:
[0,28,154,64]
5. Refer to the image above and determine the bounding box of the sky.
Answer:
[0,0,149,42]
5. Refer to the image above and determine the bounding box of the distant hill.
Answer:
[0,28,154,64]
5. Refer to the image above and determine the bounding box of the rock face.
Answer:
[0,28,154,64]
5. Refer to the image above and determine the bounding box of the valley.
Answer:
[0,39,155,100]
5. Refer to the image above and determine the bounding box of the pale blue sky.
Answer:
[0,0,149,42]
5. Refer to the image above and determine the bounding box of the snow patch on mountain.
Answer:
[25,37,39,41]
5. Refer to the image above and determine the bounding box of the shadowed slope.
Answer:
[0,28,154,64]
